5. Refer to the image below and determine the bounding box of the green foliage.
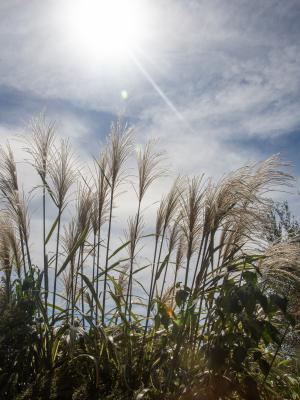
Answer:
[0,274,37,398]
[266,201,300,355]
[1,247,300,400]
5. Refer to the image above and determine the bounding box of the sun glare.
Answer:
[64,0,146,63]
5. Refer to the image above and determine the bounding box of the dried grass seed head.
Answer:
[25,112,56,178]
[0,145,30,240]
[136,138,166,201]
[179,176,205,257]
[91,150,110,234]
[125,214,144,258]
[76,182,93,232]
[260,241,300,283]
[48,139,76,209]
[0,213,22,277]
[107,119,133,188]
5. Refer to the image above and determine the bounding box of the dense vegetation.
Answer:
[0,115,299,399]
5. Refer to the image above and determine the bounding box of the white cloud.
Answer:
[0,0,299,231]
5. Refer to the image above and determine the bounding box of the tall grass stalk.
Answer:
[49,139,74,322]
[92,151,109,323]
[102,120,132,324]
[125,140,164,319]
[25,113,55,307]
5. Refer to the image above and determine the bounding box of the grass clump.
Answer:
[0,114,299,399]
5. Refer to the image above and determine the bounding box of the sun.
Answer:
[64,0,146,63]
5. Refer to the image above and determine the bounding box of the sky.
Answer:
[0,0,300,220]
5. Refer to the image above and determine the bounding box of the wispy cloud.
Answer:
[0,0,299,210]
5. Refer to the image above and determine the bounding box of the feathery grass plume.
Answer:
[180,176,205,287]
[118,263,129,297]
[191,176,241,294]
[107,119,133,189]
[125,139,165,318]
[136,139,166,202]
[174,157,293,355]
[3,217,22,280]
[143,177,183,345]
[148,196,168,295]
[260,241,300,283]
[75,182,93,327]
[166,179,206,369]
[0,144,31,273]
[0,212,22,299]
[25,113,56,306]
[91,150,110,236]
[0,214,14,301]
[62,218,81,264]
[216,221,246,270]
[48,138,76,322]
[76,182,93,233]
[192,156,293,294]
[62,218,80,323]
[221,157,293,257]
[62,269,73,315]
[91,150,110,322]
[48,138,76,209]
[160,217,181,297]
[190,156,294,350]
[125,215,144,263]
[249,154,293,193]
[102,119,133,324]
[234,155,294,243]
[25,113,56,179]
[154,176,184,288]
[124,214,144,317]
[144,197,166,323]
[193,174,251,291]
[221,155,292,229]
[171,235,186,308]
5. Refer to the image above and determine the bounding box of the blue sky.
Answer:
[0,0,300,215]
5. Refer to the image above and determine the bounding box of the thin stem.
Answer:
[24,234,32,274]
[125,200,142,319]
[160,257,170,298]
[71,258,75,324]
[43,184,48,308]
[141,235,160,357]
[74,245,82,321]
[102,183,115,325]
[191,233,207,293]
[150,224,167,306]
[52,207,62,323]
[19,227,27,276]
[95,226,101,324]
[91,231,96,319]
[80,245,85,329]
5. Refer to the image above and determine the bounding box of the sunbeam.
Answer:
[130,50,196,134]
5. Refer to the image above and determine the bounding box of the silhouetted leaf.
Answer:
[208,346,229,370]
[233,346,248,365]
[244,375,260,400]
[242,271,257,285]
[259,358,270,375]
[175,289,189,307]
[270,294,288,314]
